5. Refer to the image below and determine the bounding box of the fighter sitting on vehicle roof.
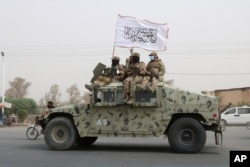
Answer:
[136,52,166,93]
[123,52,147,104]
[85,56,125,91]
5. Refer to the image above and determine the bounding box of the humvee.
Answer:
[40,63,223,153]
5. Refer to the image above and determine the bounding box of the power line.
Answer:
[167,72,250,76]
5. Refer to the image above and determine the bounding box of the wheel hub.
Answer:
[178,129,195,144]
[56,129,65,138]
[51,125,68,143]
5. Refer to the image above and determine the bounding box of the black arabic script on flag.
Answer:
[124,26,158,43]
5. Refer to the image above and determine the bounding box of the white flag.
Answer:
[114,15,169,51]
[4,102,12,108]
[0,102,12,108]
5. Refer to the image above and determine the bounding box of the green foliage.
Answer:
[0,97,38,115]
[17,109,28,123]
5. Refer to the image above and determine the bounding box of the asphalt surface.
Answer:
[0,126,249,167]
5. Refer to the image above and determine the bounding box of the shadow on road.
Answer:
[72,143,171,153]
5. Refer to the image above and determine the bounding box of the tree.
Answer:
[83,91,91,104]
[38,97,45,107]
[44,84,61,106]
[38,97,46,109]
[3,98,38,116]
[18,109,28,124]
[67,84,82,104]
[5,77,31,98]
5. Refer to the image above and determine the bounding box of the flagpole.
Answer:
[1,52,5,127]
[112,15,121,58]
[112,45,115,58]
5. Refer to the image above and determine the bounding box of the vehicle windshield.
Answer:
[225,108,236,115]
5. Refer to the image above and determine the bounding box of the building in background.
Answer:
[204,87,250,111]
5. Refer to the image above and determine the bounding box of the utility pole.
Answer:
[1,52,5,127]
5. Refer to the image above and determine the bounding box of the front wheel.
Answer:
[26,127,39,140]
[168,117,206,153]
[44,117,76,150]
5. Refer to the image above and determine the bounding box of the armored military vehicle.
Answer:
[40,63,223,153]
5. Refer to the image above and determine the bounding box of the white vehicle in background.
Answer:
[221,106,250,126]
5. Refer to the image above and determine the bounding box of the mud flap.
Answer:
[215,131,223,148]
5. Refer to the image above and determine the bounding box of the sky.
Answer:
[0,0,250,103]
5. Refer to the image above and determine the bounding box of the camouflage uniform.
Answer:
[137,52,166,93]
[112,64,126,82]
[85,56,125,91]
[124,53,146,103]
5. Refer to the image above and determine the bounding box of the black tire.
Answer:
[26,127,39,140]
[44,117,76,150]
[76,137,98,146]
[168,117,206,153]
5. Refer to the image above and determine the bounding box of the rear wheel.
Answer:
[168,117,206,153]
[44,117,76,150]
[76,137,98,146]
[26,127,39,140]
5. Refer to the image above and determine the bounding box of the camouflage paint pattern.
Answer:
[43,82,220,138]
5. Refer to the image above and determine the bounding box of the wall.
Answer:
[209,87,250,110]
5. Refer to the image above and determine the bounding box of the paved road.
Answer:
[0,126,249,167]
